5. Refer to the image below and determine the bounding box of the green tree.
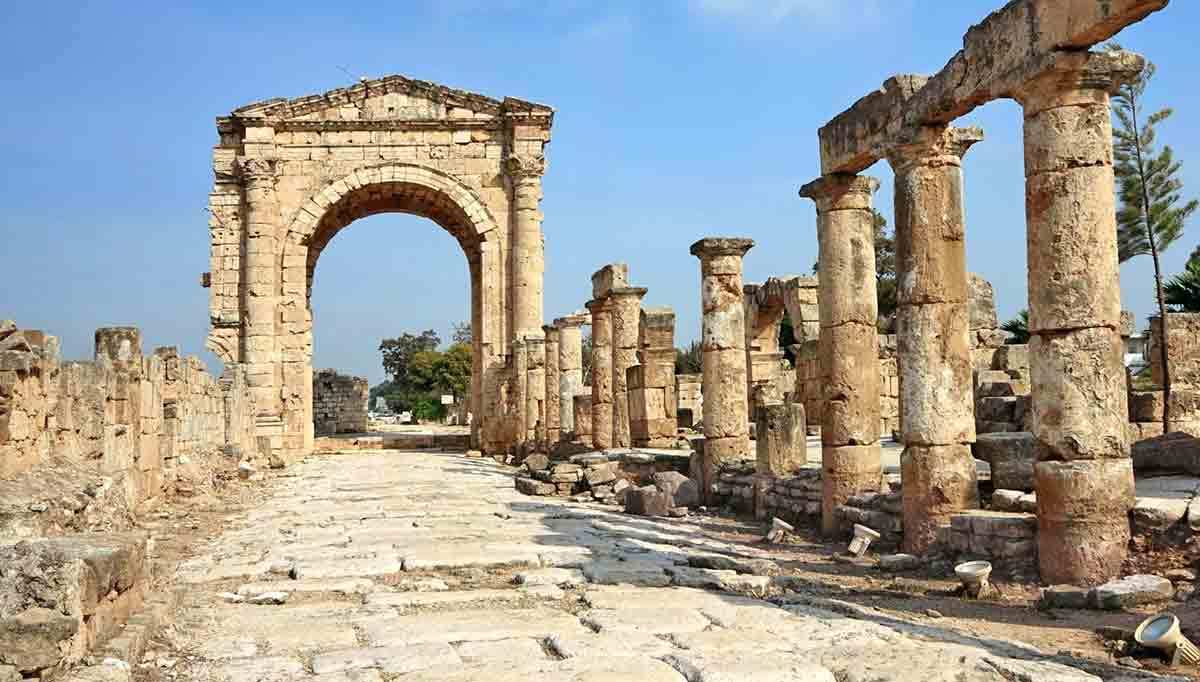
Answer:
[675,340,702,375]
[1001,310,1030,345]
[1165,251,1200,312]
[1110,43,1198,430]
[451,321,472,346]
[379,330,440,386]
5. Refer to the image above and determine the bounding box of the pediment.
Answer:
[229,74,552,126]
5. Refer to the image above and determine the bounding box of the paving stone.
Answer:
[204,656,304,681]
[1090,574,1175,610]
[388,656,687,682]
[365,588,529,609]
[311,643,460,675]
[581,607,711,634]
[312,671,384,682]
[455,637,547,665]
[581,560,670,586]
[401,544,541,571]
[546,631,677,659]
[359,607,590,646]
[664,651,836,682]
[516,567,586,587]
[236,578,376,596]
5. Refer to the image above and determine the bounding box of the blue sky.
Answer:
[2,1,1197,385]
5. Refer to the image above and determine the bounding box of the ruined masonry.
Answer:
[312,369,368,436]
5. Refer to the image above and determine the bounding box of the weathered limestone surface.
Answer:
[755,403,806,476]
[312,369,368,436]
[206,76,556,461]
[163,447,1109,681]
[1149,313,1200,434]
[525,337,546,448]
[553,313,589,439]
[629,307,678,448]
[542,326,561,444]
[800,176,882,535]
[691,238,754,502]
[609,287,647,449]
[1015,51,1141,585]
[586,297,613,451]
[817,0,1168,175]
[888,126,981,554]
[0,324,256,538]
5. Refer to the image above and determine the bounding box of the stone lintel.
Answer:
[690,237,754,260]
[553,312,591,329]
[817,0,1167,174]
[591,263,630,299]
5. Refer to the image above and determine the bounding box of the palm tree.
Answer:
[1109,43,1198,430]
[1165,251,1200,312]
[1001,310,1030,345]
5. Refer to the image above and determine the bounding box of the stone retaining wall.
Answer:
[312,369,368,435]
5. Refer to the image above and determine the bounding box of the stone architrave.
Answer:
[799,175,883,536]
[586,298,614,451]
[629,307,677,448]
[690,238,754,502]
[1014,50,1142,585]
[609,286,647,449]
[887,125,982,554]
[554,313,589,439]
[543,325,561,445]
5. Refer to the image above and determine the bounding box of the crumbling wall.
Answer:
[312,370,369,436]
[1145,313,1200,436]
[675,374,702,430]
[0,322,256,537]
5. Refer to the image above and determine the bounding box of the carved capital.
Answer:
[1014,49,1146,113]
[887,125,984,172]
[505,154,547,181]
[235,157,276,183]
[799,174,879,213]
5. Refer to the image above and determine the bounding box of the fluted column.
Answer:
[887,126,983,554]
[609,287,647,448]
[554,313,589,439]
[543,325,561,446]
[586,298,614,450]
[800,175,882,536]
[1014,50,1143,585]
[506,155,546,340]
[239,157,280,416]
[691,238,754,502]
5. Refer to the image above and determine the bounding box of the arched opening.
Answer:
[278,166,506,455]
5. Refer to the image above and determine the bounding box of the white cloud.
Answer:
[690,0,880,26]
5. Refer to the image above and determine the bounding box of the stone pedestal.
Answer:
[609,287,647,449]
[691,238,754,502]
[1015,50,1143,585]
[755,403,806,476]
[888,126,982,553]
[800,175,883,535]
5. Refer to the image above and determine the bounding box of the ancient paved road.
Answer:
[167,449,1106,681]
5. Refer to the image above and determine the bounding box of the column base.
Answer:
[822,443,883,536]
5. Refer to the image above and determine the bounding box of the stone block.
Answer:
[1129,391,1164,423]
[1090,574,1174,610]
[515,477,555,496]
[625,486,672,517]
[653,471,699,509]
[1040,584,1090,610]
[972,432,1035,491]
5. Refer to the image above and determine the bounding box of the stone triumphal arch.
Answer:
[203,75,554,462]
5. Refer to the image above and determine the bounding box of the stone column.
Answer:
[586,298,614,450]
[630,307,677,448]
[800,175,883,536]
[506,155,546,340]
[542,326,561,446]
[526,336,546,449]
[609,286,647,448]
[554,313,589,439]
[887,126,983,554]
[239,158,280,415]
[690,238,754,501]
[756,403,806,476]
[510,338,528,453]
[1014,50,1143,585]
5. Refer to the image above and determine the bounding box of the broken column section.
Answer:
[609,285,647,449]
[1015,50,1142,585]
[800,175,883,536]
[887,126,982,554]
[691,238,754,502]
[554,312,589,441]
[629,307,678,449]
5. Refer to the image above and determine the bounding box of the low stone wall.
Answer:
[313,369,368,436]
[940,510,1038,576]
[0,323,256,537]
